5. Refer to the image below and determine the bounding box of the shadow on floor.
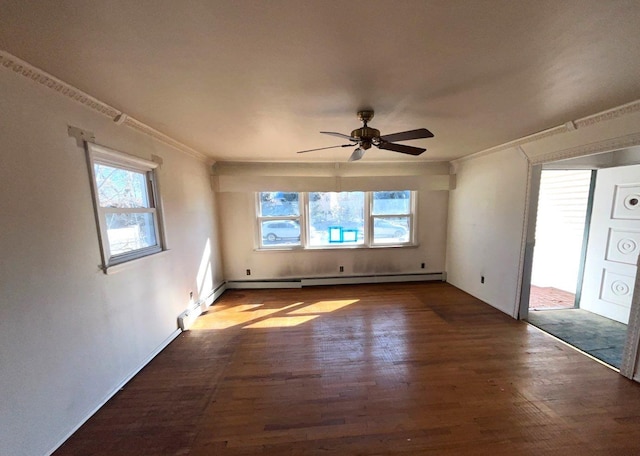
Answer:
[526,308,627,369]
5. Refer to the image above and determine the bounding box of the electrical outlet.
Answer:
[481,276,485,284]
[339,266,344,272]
[421,263,425,269]
[246,269,251,276]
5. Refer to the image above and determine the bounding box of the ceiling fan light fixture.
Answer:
[348,148,365,162]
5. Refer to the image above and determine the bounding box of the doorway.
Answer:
[528,169,592,311]
[525,157,640,370]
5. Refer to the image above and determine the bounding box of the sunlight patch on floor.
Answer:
[191,302,305,330]
[288,299,359,314]
[190,299,360,331]
[242,315,319,328]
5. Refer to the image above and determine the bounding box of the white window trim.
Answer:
[255,191,417,250]
[86,142,167,272]
[370,191,416,247]
[255,193,304,249]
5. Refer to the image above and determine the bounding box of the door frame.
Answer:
[517,147,640,380]
[573,170,597,308]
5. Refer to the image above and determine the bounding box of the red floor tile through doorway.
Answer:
[529,285,575,310]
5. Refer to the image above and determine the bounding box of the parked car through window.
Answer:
[261,220,301,242]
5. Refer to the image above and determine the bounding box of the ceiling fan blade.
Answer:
[348,148,365,162]
[379,128,434,143]
[296,144,353,154]
[320,131,357,141]
[377,141,426,156]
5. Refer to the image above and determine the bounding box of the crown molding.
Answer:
[575,100,640,128]
[452,99,640,166]
[0,50,208,162]
[529,132,640,165]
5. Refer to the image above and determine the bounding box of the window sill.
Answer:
[102,249,170,275]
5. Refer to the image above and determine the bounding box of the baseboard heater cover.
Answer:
[225,280,303,290]
[226,272,444,289]
[177,281,227,330]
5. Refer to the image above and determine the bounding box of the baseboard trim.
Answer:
[204,281,228,308]
[226,273,444,289]
[178,281,227,329]
[302,272,444,286]
[47,328,182,456]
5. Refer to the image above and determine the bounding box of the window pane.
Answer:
[105,212,157,255]
[308,192,364,246]
[372,191,411,215]
[261,219,301,246]
[373,217,410,244]
[259,192,299,216]
[94,163,150,208]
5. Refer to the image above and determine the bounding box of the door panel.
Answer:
[612,184,640,219]
[580,164,640,323]
[606,228,640,264]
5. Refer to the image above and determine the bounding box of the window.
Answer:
[371,191,412,245]
[309,192,365,246]
[86,143,165,269]
[256,190,415,249]
[257,192,301,248]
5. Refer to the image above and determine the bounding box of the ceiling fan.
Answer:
[296,110,434,161]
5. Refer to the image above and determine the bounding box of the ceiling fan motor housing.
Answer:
[351,126,380,149]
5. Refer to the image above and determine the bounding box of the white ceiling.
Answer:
[2,0,640,162]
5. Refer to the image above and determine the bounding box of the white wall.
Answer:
[447,105,640,319]
[216,163,449,281]
[0,68,223,455]
[446,148,529,316]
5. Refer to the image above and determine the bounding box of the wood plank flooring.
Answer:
[55,282,640,455]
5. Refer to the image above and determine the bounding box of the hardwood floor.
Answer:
[55,282,640,455]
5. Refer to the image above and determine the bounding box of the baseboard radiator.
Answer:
[226,272,445,290]
[177,281,227,330]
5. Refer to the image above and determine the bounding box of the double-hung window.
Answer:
[86,143,165,269]
[257,192,302,248]
[371,191,412,245]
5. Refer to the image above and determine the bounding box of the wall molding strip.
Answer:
[513,148,534,319]
[528,132,640,165]
[620,255,640,379]
[0,50,209,163]
[452,99,640,166]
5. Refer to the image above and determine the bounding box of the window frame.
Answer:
[256,192,304,249]
[306,191,367,249]
[369,191,415,247]
[86,142,166,270]
[255,190,416,250]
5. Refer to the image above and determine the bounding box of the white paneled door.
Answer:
[580,164,640,323]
